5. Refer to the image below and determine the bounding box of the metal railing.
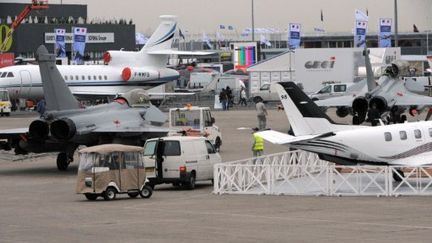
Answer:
[214,150,432,196]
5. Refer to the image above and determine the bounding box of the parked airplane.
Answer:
[257,82,432,180]
[0,45,170,171]
[0,15,207,101]
[316,49,432,124]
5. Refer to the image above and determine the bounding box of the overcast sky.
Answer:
[3,0,432,34]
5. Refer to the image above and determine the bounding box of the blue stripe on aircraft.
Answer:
[150,24,177,46]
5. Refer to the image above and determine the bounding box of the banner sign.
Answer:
[288,23,301,49]
[54,28,66,57]
[379,18,392,48]
[354,20,367,48]
[72,27,87,64]
[44,32,115,44]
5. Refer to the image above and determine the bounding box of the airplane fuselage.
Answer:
[0,64,179,100]
[291,121,432,166]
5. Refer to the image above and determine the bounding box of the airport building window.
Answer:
[1,72,7,78]
[399,131,407,140]
[429,128,432,137]
[414,129,422,139]
[7,72,14,77]
[384,132,392,142]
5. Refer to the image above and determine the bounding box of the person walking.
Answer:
[252,127,264,157]
[219,88,228,111]
[225,86,233,109]
[36,99,46,117]
[239,87,247,106]
[255,98,268,130]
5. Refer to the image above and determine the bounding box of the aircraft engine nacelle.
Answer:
[28,120,49,140]
[336,107,350,118]
[369,96,388,113]
[103,50,139,66]
[352,97,368,115]
[385,60,410,78]
[121,67,159,82]
[50,118,77,140]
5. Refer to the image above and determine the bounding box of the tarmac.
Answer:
[1,108,432,242]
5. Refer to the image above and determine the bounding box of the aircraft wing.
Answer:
[0,128,28,137]
[147,50,215,56]
[256,130,334,145]
[314,94,357,107]
[71,91,194,99]
[93,125,170,133]
[392,91,432,106]
[390,151,432,166]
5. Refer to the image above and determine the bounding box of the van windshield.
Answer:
[170,109,201,128]
[0,91,8,101]
[144,141,157,156]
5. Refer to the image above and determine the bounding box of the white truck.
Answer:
[168,106,222,150]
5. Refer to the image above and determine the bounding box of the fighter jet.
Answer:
[315,49,432,124]
[0,46,169,171]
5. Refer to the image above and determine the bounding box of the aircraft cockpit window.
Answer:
[1,72,7,78]
[7,72,14,78]
[429,128,432,137]
[414,129,422,139]
[384,132,392,142]
[399,131,407,140]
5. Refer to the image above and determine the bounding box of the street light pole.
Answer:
[251,0,255,42]
[394,0,398,47]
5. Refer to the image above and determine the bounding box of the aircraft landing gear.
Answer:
[392,168,405,182]
[56,152,72,171]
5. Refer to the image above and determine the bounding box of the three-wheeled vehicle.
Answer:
[76,144,153,201]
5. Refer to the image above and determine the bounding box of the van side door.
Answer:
[204,140,220,179]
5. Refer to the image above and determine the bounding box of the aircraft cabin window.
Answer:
[64,76,68,80]
[1,72,7,78]
[429,128,432,137]
[98,75,102,80]
[93,75,97,80]
[104,75,108,80]
[0,72,2,77]
[75,75,79,80]
[414,129,422,139]
[384,132,392,142]
[7,72,14,78]
[70,75,73,80]
[88,75,91,80]
[82,75,85,80]
[399,131,407,140]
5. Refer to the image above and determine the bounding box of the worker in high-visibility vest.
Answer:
[252,127,264,157]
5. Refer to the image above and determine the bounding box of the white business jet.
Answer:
[0,15,208,101]
[257,82,432,180]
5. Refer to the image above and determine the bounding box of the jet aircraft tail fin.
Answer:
[141,15,177,53]
[275,82,337,136]
[364,47,377,92]
[36,45,80,111]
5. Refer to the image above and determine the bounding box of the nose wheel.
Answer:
[56,152,72,171]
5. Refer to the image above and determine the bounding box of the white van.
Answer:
[143,136,222,189]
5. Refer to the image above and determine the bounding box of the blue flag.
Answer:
[72,27,87,64]
[288,23,301,49]
[54,28,66,58]
[379,18,392,47]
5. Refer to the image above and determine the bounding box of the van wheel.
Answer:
[103,187,117,201]
[84,193,98,201]
[5,113,10,117]
[140,185,153,199]
[127,191,139,198]
[187,174,196,190]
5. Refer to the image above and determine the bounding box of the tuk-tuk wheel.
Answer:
[103,187,117,201]
[84,193,98,201]
[140,185,153,199]
[127,191,139,198]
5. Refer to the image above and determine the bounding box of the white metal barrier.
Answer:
[213,150,432,196]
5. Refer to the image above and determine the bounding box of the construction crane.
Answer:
[0,0,48,53]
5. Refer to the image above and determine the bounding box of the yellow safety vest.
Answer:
[253,133,264,151]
